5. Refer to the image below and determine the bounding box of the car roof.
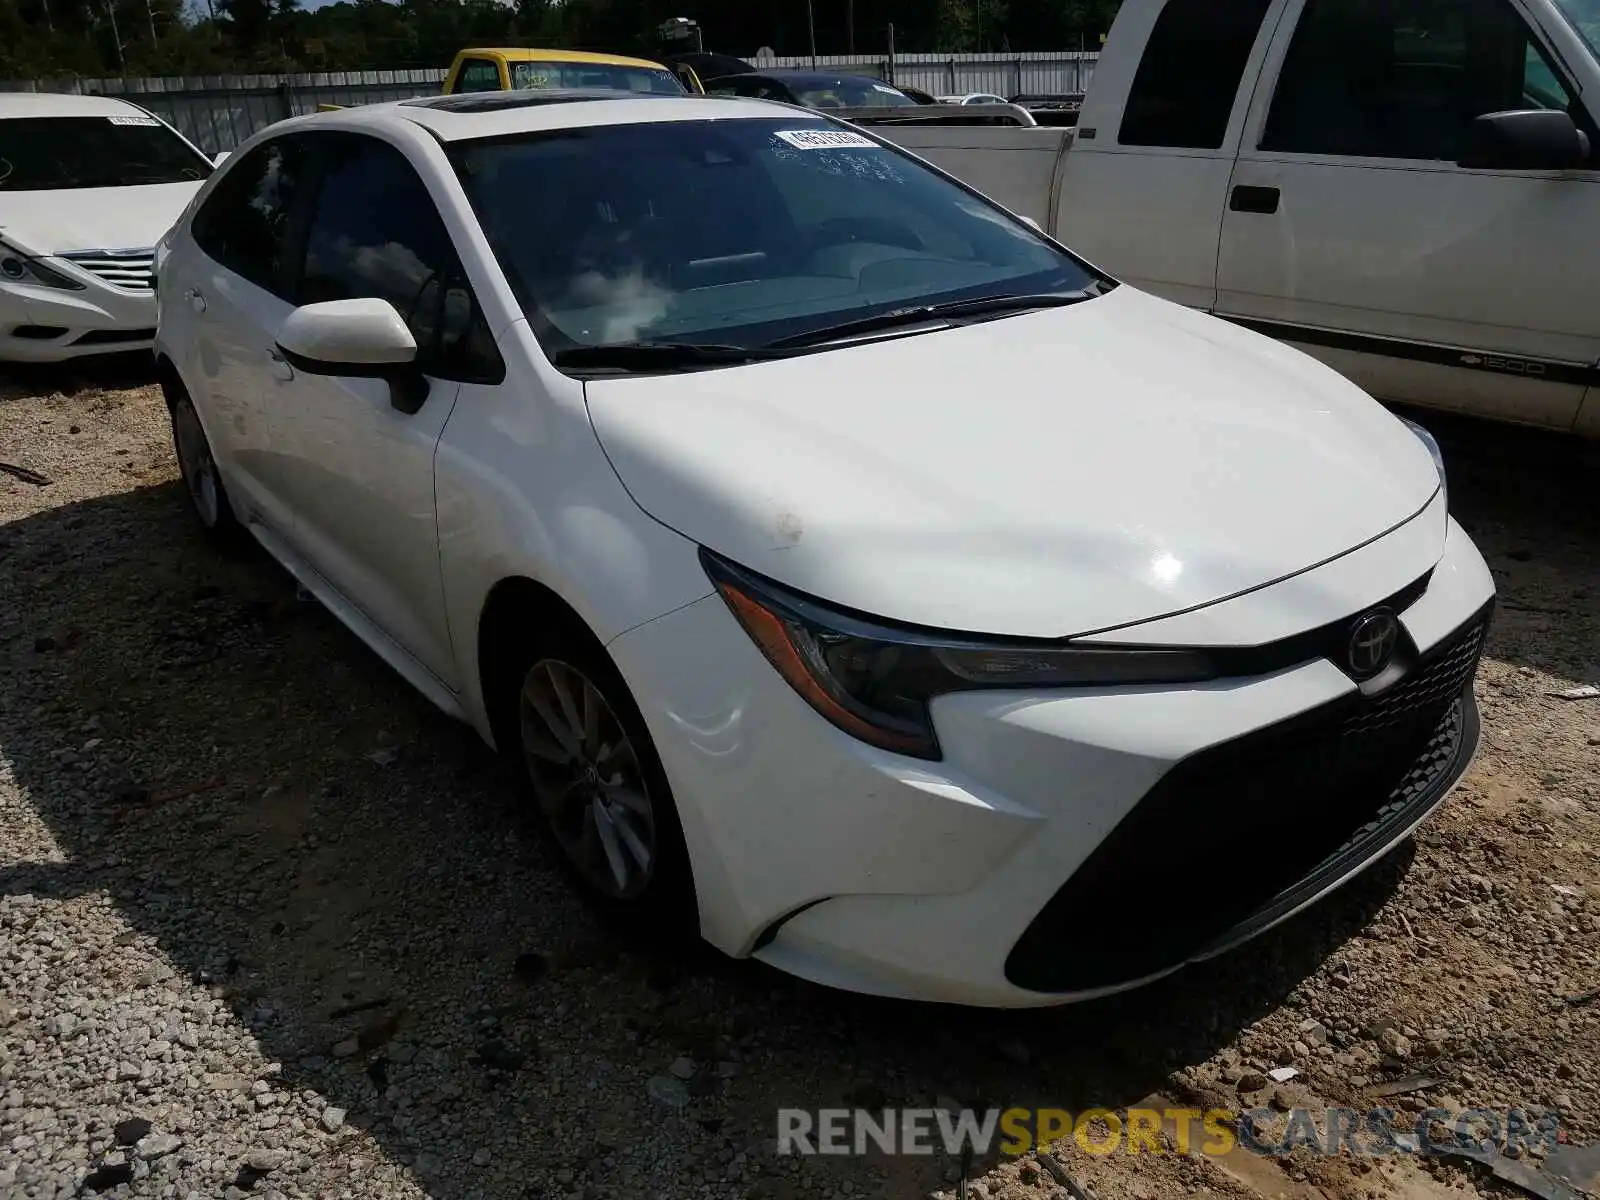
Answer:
[0,92,151,120]
[270,93,802,144]
[456,47,675,70]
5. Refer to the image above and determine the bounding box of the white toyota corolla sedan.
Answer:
[153,91,1495,1007]
[1,92,219,362]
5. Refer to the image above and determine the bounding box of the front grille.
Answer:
[1004,604,1491,994]
[58,249,155,293]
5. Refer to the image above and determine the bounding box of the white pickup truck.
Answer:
[876,0,1600,436]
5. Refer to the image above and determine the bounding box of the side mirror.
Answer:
[276,298,430,414]
[213,151,230,166]
[1459,109,1590,170]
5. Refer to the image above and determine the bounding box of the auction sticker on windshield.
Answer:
[774,129,877,150]
[107,115,162,126]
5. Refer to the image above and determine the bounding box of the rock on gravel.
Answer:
[648,1075,692,1109]
[245,1147,287,1172]
[135,1131,183,1160]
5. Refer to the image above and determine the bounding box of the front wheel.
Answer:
[515,642,696,931]
[169,391,245,550]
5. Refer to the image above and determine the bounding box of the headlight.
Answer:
[702,549,1216,761]
[0,244,85,291]
[1401,417,1447,508]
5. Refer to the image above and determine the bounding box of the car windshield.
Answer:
[1552,0,1600,57]
[0,115,212,191]
[510,61,685,94]
[450,117,1100,358]
[792,79,917,108]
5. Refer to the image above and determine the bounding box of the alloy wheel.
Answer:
[173,401,220,527]
[518,658,657,899]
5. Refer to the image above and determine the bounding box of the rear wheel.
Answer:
[512,635,696,931]
[169,391,245,550]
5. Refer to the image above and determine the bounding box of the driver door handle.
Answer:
[266,347,295,382]
[1230,185,1281,214]
[184,287,207,313]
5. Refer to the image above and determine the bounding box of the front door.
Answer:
[1216,0,1600,429]
[269,132,498,688]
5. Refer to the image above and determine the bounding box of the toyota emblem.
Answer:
[1347,610,1400,678]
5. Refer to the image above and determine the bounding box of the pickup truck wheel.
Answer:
[169,393,246,551]
[514,641,696,933]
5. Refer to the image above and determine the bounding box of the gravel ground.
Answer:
[1,363,1596,1200]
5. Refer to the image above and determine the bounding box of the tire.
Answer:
[168,389,246,552]
[509,628,697,938]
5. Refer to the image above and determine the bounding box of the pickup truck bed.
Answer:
[877,125,1074,228]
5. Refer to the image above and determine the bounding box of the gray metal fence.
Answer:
[756,51,1097,101]
[0,52,1097,155]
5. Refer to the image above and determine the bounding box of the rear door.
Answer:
[1216,0,1600,429]
[1055,0,1280,307]
[178,134,313,542]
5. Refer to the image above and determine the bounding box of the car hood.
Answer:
[584,286,1443,639]
[0,182,203,255]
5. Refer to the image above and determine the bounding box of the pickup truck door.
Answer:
[1215,0,1600,431]
[1053,0,1281,308]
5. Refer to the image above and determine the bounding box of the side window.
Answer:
[190,136,308,298]
[454,58,503,93]
[1261,0,1576,160]
[297,136,503,383]
[1119,0,1274,148]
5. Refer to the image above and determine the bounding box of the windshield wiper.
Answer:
[551,341,792,372]
[766,290,1100,350]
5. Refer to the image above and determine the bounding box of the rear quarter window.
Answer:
[1118,0,1274,149]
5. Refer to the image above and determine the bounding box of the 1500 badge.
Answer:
[1459,353,1548,377]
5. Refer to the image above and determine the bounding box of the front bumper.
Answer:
[606,513,1495,1007]
[0,276,157,363]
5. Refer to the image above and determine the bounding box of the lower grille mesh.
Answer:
[1004,609,1490,993]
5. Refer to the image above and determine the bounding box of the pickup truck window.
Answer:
[454,59,502,93]
[510,61,684,94]
[1261,0,1574,161]
[1119,0,1273,149]
[1553,0,1600,57]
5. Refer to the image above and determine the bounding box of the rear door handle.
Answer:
[1230,185,1281,214]
[184,287,207,313]
[266,347,295,382]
